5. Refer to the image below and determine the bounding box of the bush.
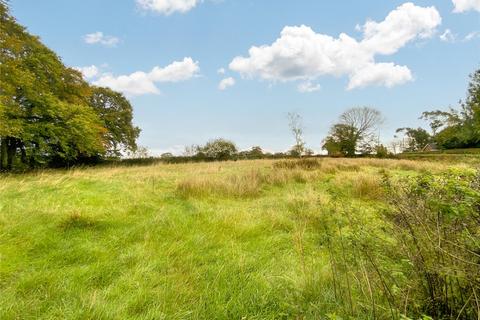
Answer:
[197,138,238,161]
[383,169,480,318]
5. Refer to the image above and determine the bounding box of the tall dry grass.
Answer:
[176,168,318,198]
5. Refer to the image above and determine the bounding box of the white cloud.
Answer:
[297,81,321,93]
[217,68,226,74]
[452,0,480,13]
[149,58,200,82]
[83,32,120,47]
[94,72,160,96]
[440,29,455,42]
[92,57,200,96]
[347,63,412,90]
[218,77,235,90]
[137,0,200,15]
[229,2,440,90]
[465,31,480,41]
[73,65,99,79]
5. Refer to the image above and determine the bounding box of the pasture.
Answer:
[1,158,478,319]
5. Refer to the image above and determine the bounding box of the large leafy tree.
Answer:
[322,124,358,156]
[89,87,140,157]
[0,3,139,169]
[322,107,383,156]
[395,127,432,152]
[421,68,480,149]
[197,138,238,161]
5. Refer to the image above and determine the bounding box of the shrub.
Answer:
[384,170,480,318]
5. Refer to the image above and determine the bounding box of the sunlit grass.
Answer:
[0,158,474,319]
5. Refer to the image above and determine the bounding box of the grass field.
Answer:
[0,158,478,319]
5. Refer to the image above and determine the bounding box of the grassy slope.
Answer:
[0,159,473,319]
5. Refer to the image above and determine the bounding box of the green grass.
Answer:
[0,158,476,319]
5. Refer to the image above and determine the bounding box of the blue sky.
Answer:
[9,0,480,154]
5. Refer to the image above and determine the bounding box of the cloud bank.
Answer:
[75,58,199,96]
[229,2,441,90]
[452,0,480,13]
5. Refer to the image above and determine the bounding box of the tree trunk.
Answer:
[20,144,27,164]
[6,137,16,170]
[0,137,7,170]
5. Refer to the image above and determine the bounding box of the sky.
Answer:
[9,0,480,155]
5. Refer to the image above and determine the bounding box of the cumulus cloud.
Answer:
[229,2,441,90]
[91,57,199,96]
[347,63,413,90]
[297,81,321,93]
[83,32,120,47]
[217,68,226,74]
[137,0,200,15]
[218,77,235,90]
[440,29,455,42]
[452,0,480,13]
[73,65,99,79]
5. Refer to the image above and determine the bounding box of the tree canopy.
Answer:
[323,107,383,156]
[420,68,480,149]
[0,3,139,170]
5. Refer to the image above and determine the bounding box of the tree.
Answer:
[322,107,383,156]
[322,124,358,156]
[0,3,139,170]
[374,144,389,158]
[339,107,383,153]
[198,138,237,161]
[0,3,105,169]
[127,146,150,159]
[160,152,174,159]
[395,127,432,152]
[421,68,480,149]
[89,87,140,157]
[241,146,264,159]
[287,112,306,157]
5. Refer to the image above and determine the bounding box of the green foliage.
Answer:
[238,146,264,159]
[0,3,138,170]
[273,158,322,170]
[322,124,358,156]
[323,107,383,157]
[422,68,480,149]
[396,127,432,151]
[89,87,140,157]
[375,144,390,158]
[383,170,480,318]
[196,138,238,161]
[0,159,478,319]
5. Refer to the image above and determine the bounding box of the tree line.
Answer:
[1,0,479,170]
[0,2,139,171]
[164,69,479,162]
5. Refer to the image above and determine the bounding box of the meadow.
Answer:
[0,158,479,319]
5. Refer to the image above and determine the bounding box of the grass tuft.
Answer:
[273,158,322,170]
[59,212,98,230]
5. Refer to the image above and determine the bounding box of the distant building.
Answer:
[422,143,439,152]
